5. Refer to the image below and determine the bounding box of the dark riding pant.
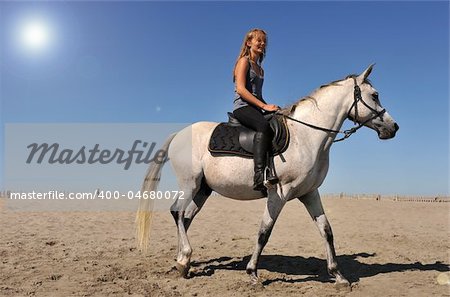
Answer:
[233,106,274,138]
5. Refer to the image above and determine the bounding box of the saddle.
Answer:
[208,112,290,158]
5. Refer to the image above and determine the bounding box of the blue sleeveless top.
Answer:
[233,58,266,111]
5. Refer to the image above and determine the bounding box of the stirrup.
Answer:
[263,167,279,189]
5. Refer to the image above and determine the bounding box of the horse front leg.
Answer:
[246,190,286,284]
[299,190,350,289]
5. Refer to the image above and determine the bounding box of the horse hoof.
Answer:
[335,280,351,292]
[246,270,261,286]
[249,276,263,289]
[249,275,259,285]
[175,262,190,279]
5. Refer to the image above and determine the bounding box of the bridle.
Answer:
[281,78,386,142]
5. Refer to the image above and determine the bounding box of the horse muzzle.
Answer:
[377,122,399,139]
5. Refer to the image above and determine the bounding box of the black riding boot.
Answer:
[253,132,267,191]
[253,132,280,192]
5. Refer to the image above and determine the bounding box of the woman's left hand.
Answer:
[262,104,280,112]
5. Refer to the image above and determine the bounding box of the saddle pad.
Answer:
[208,116,290,158]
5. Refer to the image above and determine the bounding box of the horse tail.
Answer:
[135,132,177,252]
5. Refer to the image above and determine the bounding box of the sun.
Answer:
[20,19,51,51]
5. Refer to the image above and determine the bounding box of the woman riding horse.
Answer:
[232,29,280,191]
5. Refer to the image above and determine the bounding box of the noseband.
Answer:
[281,78,386,142]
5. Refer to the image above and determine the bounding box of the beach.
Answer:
[0,196,449,296]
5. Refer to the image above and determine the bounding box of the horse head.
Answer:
[347,64,399,139]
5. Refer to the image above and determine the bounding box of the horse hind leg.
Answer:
[171,177,211,231]
[299,190,350,289]
[170,177,212,278]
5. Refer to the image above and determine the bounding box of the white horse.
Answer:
[136,65,398,288]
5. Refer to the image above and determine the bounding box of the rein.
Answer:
[280,78,386,143]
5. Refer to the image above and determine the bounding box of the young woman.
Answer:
[232,29,280,191]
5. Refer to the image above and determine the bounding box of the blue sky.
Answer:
[0,1,448,196]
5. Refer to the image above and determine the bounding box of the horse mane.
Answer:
[280,74,372,116]
[279,96,317,116]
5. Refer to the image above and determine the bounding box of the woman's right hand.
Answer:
[262,104,280,112]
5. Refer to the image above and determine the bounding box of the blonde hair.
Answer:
[233,28,268,81]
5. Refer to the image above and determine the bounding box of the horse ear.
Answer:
[358,63,375,83]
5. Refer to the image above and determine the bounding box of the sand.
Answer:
[0,196,449,297]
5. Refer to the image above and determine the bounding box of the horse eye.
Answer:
[372,93,380,103]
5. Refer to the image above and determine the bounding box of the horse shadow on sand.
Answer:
[189,253,449,285]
